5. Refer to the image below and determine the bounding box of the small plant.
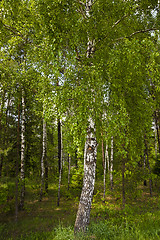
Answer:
[53,225,74,240]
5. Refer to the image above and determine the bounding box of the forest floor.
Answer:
[1,177,160,239]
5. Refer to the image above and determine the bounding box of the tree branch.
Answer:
[129,28,158,37]
[2,22,32,43]
[79,0,85,6]
[112,14,129,28]
[77,0,87,19]
[115,28,158,41]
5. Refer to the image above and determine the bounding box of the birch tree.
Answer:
[40,109,47,201]
[74,0,98,233]
[57,119,62,207]
[19,88,25,210]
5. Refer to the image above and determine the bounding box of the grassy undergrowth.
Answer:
[1,177,160,239]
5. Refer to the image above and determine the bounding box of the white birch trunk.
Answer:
[20,89,25,210]
[110,136,114,190]
[103,143,107,199]
[74,0,97,233]
[15,102,20,221]
[57,119,62,206]
[74,117,97,233]
[105,142,110,174]
[143,151,147,186]
[0,90,5,177]
[154,120,157,158]
[68,154,71,190]
[40,113,47,201]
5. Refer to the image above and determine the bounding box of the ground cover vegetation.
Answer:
[1,0,160,239]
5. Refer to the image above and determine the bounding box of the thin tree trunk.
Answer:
[147,155,153,197]
[74,118,97,233]
[68,154,71,190]
[106,142,110,176]
[40,116,47,201]
[58,119,61,173]
[155,111,160,154]
[102,134,105,168]
[19,89,25,210]
[45,159,48,193]
[145,140,153,196]
[15,103,20,221]
[103,141,106,199]
[143,151,147,186]
[0,157,3,178]
[101,133,106,199]
[110,136,114,190]
[0,90,6,177]
[154,119,157,158]
[75,149,78,168]
[57,119,62,206]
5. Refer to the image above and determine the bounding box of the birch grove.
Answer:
[1,0,160,235]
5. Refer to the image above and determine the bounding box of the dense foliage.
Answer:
[1,0,160,237]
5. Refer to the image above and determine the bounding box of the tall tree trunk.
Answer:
[45,159,48,193]
[110,136,114,190]
[154,111,160,154]
[58,119,61,173]
[74,118,97,233]
[19,89,25,210]
[40,115,47,201]
[75,149,78,168]
[143,150,147,186]
[74,0,97,233]
[106,142,110,176]
[154,119,157,158]
[102,134,105,168]
[144,139,153,196]
[0,90,6,177]
[57,119,62,206]
[101,133,106,199]
[68,154,71,190]
[15,103,20,221]
[103,140,106,199]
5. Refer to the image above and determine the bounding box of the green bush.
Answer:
[70,162,83,191]
[0,181,15,213]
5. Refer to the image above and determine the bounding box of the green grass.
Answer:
[2,213,160,240]
[1,177,160,239]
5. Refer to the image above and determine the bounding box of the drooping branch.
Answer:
[129,28,158,38]
[115,28,158,41]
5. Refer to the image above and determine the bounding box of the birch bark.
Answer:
[103,140,106,199]
[15,102,20,221]
[57,119,62,206]
[74,118,97,233]
[155,111,160,154]
[74,0,97,233]
[19,89,25,210]
[68,154,71,190]
[0,90,5,177]
[40,113,47,201]
[110,136,114,190]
